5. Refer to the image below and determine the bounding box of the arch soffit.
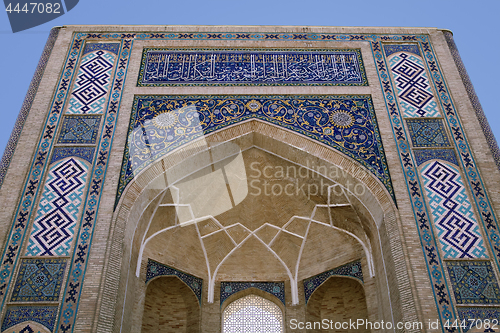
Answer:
[116,120,396,236]
[145,275,201,307]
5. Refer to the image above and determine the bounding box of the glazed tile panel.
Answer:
[447,261,500,304]
[406,119,451,147]
[220,282,285,306]
[303,260,363,303]
[421,161,487,259]
[146,259,202,303]
[10,259,66,302]
[387,51,439,118]
[1,305,58,332]
[56,116,101,144]
[138,49,367,86]
[66,48,117,114]
[117,95,392,205]
[25,158,89,257]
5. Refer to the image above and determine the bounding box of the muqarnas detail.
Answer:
[57,115,101,144]
[447,261,500,304]
[10,259,67,302]
[406,118,450,147]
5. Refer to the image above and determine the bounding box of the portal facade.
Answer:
[0,25,500,333]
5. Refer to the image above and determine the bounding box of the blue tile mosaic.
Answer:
[146,259,202,304]
[406,118,451,147]
[66,50,116,114]
[388,52,439,118]
[422,161,487,258]
[457,307,500,333]
[383,44,420,57]
[51,146,95,164]
[447,261,500,304]
[220,281,285,306]
[414,149,458,167]
[25,158,89,256]
[138,49,367,86]
[83,42,120,55]
[56,116,101,144]
[10,258,66,302]
[0,27,60,189]
[117,95,392,206]
[1,305,57,332]
[303,260,363,303]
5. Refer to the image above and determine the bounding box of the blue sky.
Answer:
[1,0,499,158]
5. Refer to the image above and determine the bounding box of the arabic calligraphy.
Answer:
[137,49,367,86]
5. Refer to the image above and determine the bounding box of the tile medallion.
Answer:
[406,118,451,147]
[447,261,500,304]
[56,116,101,144]
[10,258,66,302]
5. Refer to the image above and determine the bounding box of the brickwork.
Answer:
[142,277,200,332]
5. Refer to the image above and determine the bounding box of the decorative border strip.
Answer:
[55,37,132,333]
[220,281,285,306]
[374,39,459,330]
[145,259,202,304]
[303,260,363,303]
[0,27,60,188]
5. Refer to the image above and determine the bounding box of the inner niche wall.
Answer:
[142,276,201,333]
[306,277,369,333]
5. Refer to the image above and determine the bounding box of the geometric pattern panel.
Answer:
[457,307,500,333]
[25,158,89,256]
[1,305,58,332]
[422,161,488,258]
[138,49,367,86]
[388,52,439,117]
[407,118,451,147]
[220,281,285,306]
[56,116,101,144]
[414,149,458,167]
[145,259,202,304]
[51,147,95,164]
[447,261,500,304]
[66,50,115,114]
[303,260,363,303]
[222,295,283,333]
[117,95,392,205]
[10,259,66,302]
